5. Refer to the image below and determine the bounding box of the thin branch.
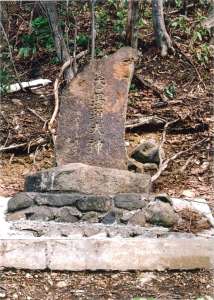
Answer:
[125,116,166,130]
[158,118,180,166]
[135,74,168,102]
[0,21,24,91]
[174,42,206,89]
[48,50,88,133]
[27,107,47,124]
[0,137,47,153]
[152,138,209,182]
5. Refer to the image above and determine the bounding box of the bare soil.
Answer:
[0,270,214,300]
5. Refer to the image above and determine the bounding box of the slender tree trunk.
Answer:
[152,0,173,56]
[203,0,214,45]
[125,0,139,49]
[91,0,96,61]
[42,1,73,81]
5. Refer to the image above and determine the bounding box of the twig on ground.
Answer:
[135,74,168,102]
[27,107,47,124]
[0,137,47,153]
[158,118,180,167]
[126,116,166,130]
[174,42,206,89]
[167,3,194,15]
[179,155,194,173]
[48,50,88,133]
[152,137,209,182]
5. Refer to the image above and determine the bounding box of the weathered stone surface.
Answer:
[56,47,137,169]
[101,210,123,225]
[1,237,213,270]
[76,196,112,212]
[127,158,144,173]
[131,140,160,164]
[25,206,56,221]
[7,192,35,212]
[81,212,99,223]
[114,193,147,210]
[34,193,81,207]
[25,163,151,195]
[128,211,146,226]
[0,240,47,269]
[54,207,80,223]
[145,200,178,227]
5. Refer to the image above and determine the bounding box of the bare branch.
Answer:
[0,21,24,91]
[152,138,209,182]
[48,50,88,133]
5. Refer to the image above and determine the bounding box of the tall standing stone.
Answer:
[56,47,137,169]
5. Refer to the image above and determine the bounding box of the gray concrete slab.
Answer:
[1,197,214,271]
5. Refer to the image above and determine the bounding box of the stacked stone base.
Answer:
[7,163,156,226]
[7,163,214,231]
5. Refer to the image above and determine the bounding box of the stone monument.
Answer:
[56,47,137,169]
[7,47,152,223]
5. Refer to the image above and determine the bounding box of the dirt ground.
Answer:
[0,269,214,300]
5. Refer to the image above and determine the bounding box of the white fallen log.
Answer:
[8,79,52,93]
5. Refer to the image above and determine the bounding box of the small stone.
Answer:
[56,281,68,288]
[0,291,6,299]
[35,193,81,207]
[114,193,146,210]
[182,190,196,198]
[81,212,99,223]
[128,211,146,227]
[120,210,138,223]
[155,193,172,205]
[7,193,35,212]
[145,200,178,227]
[101,211,118,224]
[143,163,158,171]
[131,140,161,165]
[26,206,55,221]
[6,210,27,221]
[54,207,81,223]
[76,196,112,212]
[127,158,144,173]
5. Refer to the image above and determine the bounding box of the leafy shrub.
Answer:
[76,33,89,47]
[18,16,54,58]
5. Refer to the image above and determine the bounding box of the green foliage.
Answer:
[18,16,54,58]
[76,33,89,47]
[170,8,211,65]
[192,16,210,43]
[0,68,12,94]
[195,43,211,65]
[175,0,182,8]
[164,83,176,99]
[171,16,190,34]
[50,56,60,65]
[130,83,137,92]
[113,8,127,33]
[96,8,110,30]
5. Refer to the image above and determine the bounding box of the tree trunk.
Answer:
[125,0,139,49]
[152,0,173,56]
[203,0,214,45]
[42,1,73,81]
